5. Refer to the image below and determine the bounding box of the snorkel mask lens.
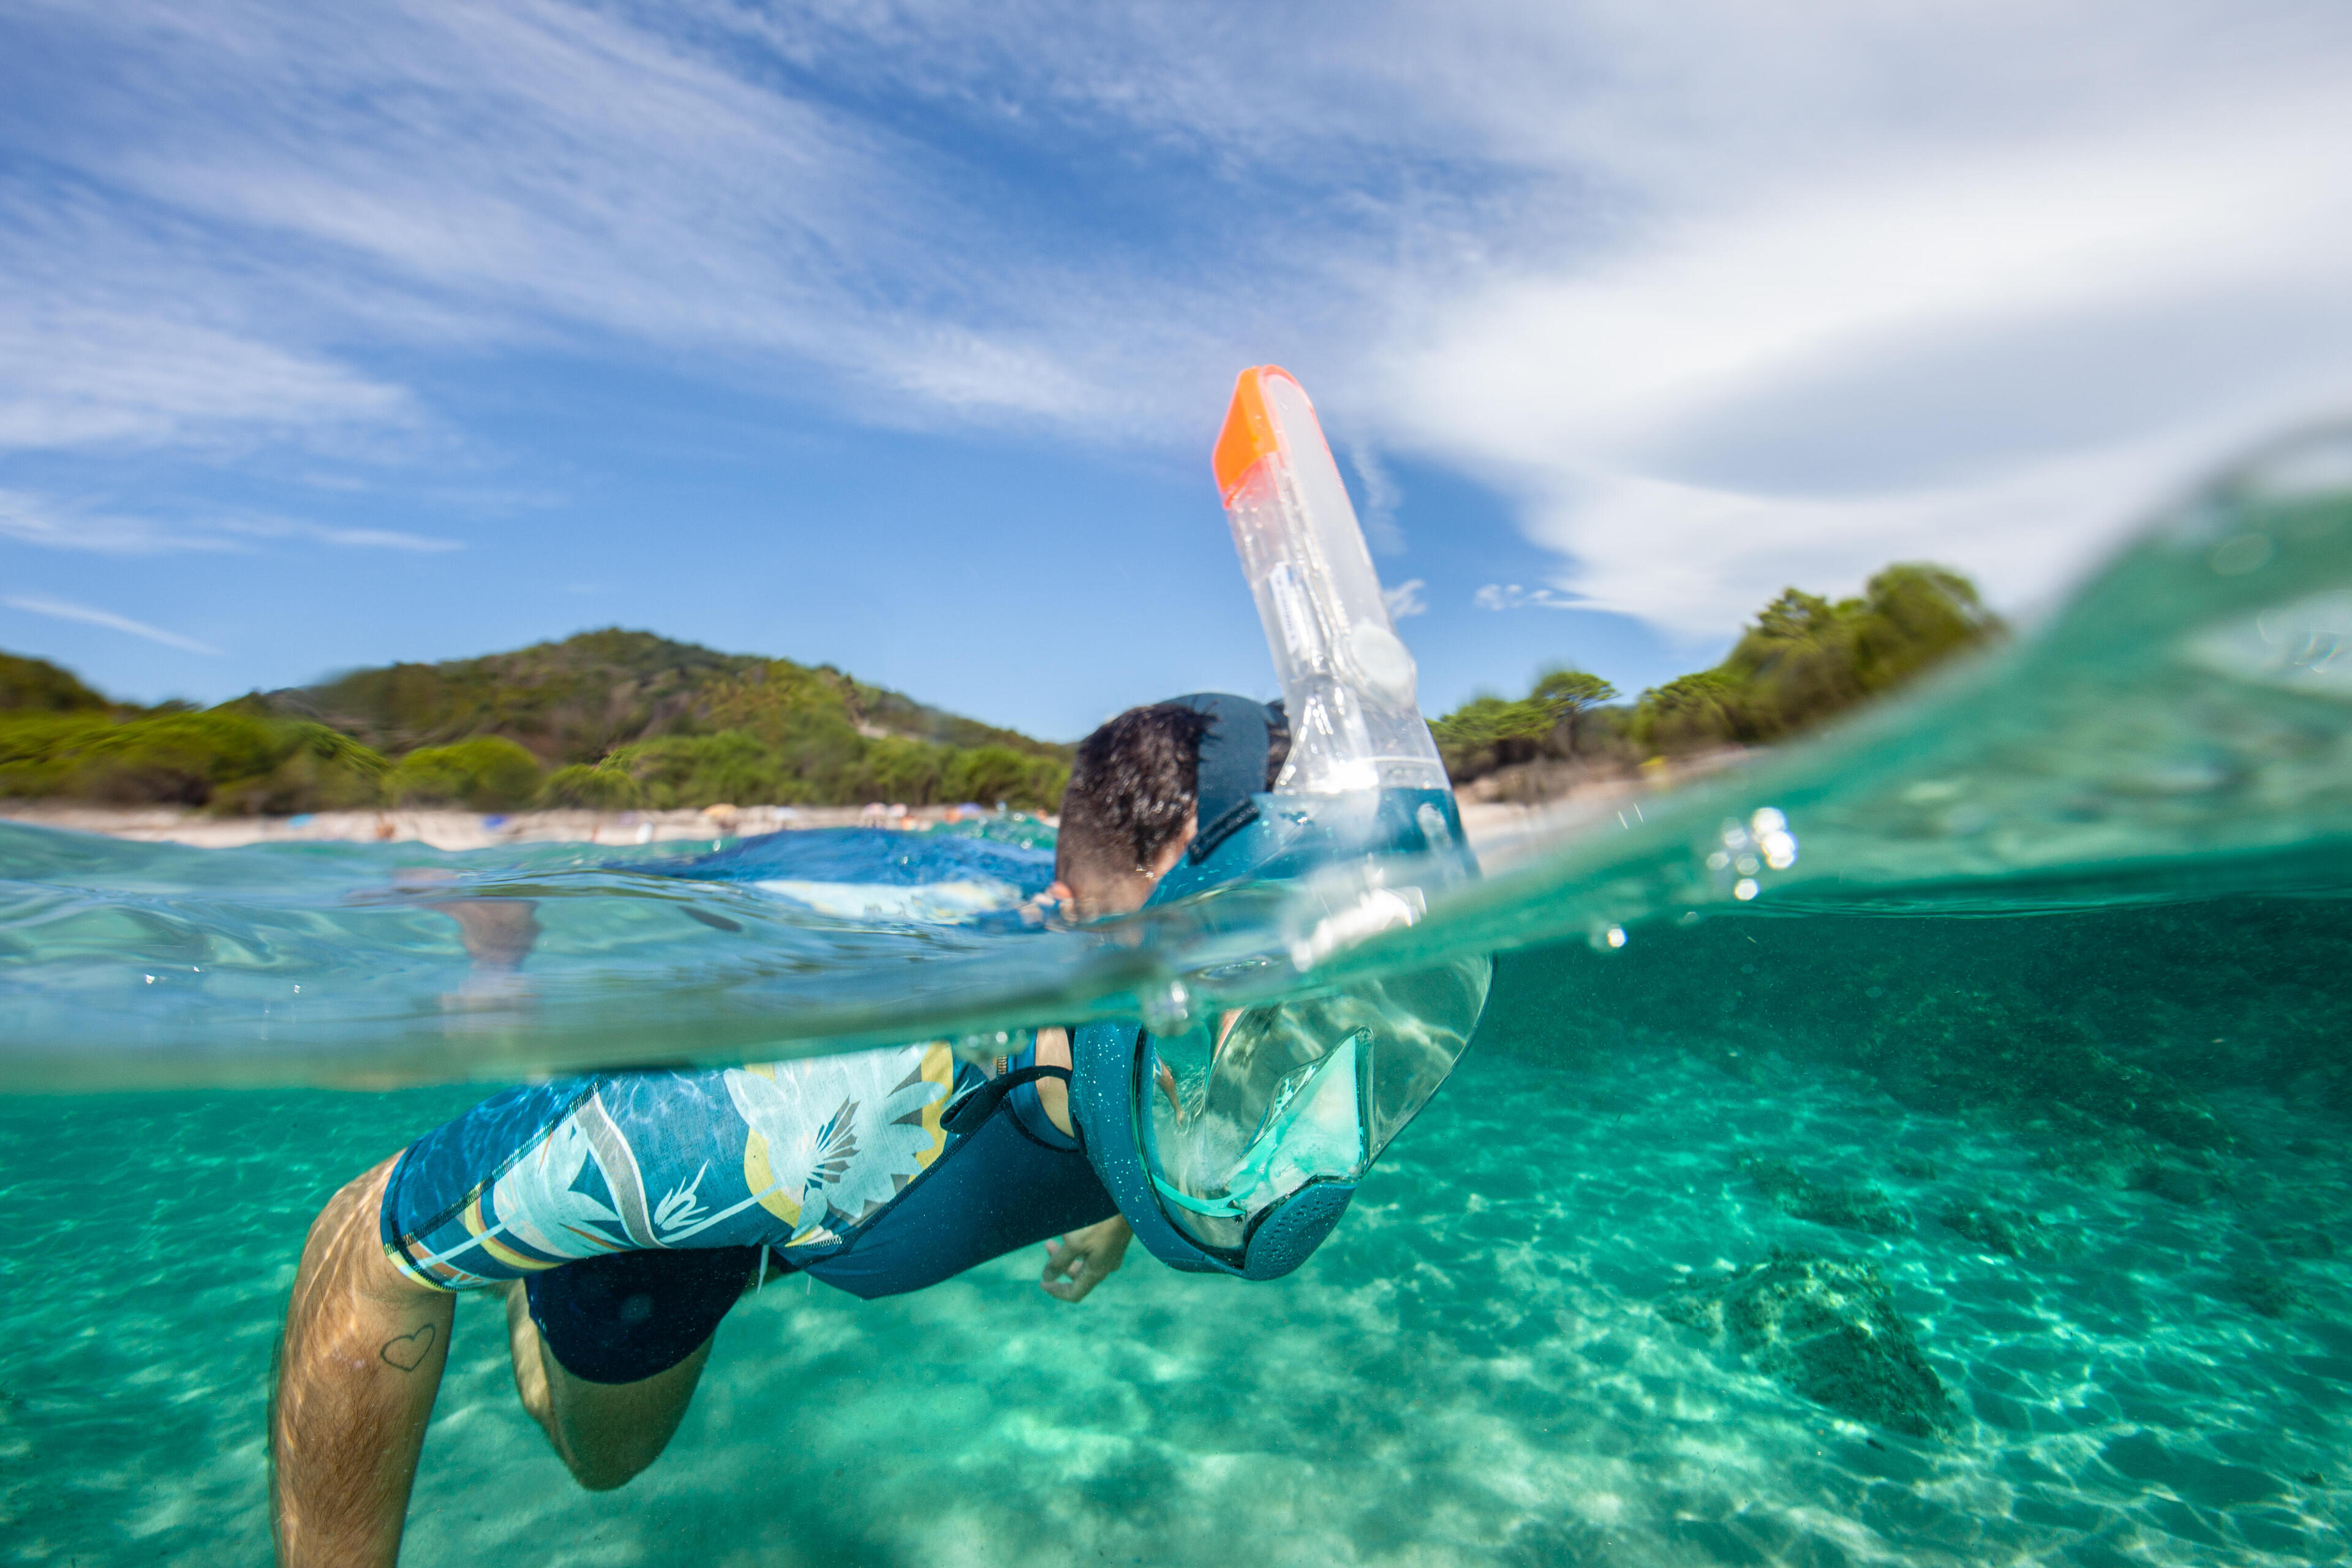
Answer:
[1139,956,1492,1252]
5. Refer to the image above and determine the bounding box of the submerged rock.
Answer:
[2230,1268,2307,1319]
[2034,1122,2161,1188]
[2258,1223,2335,1261]
[1939,1201,2054,1259]
[1741,1158,1911,1234]
[2130,1157,2226,1206]
[2030,1114,2230,1203]
[1662,1250,1956,1438]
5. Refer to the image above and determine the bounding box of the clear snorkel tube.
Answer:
[1213,367,1450,795]
[1064,367,1492,1276]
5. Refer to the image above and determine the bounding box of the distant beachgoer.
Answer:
[271,700,1292,1566]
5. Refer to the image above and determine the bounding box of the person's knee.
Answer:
[548,1400,674,1491]
[292,1155,406,1298]
[311,1160,390,1243]
[538,1337,712,1491]
[560,1446,658,1493]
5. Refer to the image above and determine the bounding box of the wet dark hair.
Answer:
[1058,699,1292,886]
[1058,704,1210,881]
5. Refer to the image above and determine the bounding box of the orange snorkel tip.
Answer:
[1212,365,1300,505]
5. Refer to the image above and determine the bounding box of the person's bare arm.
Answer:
[272,1155,453,1568]
[1026,1027,1136,1302]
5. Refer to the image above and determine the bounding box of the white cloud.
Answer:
[0,489,246,554]
[1473,584,1585,612]
[1518,441,2188,635]
[0,303,412,453]
[0,489,459,555]
[1362,3,2352,631]
[1382,578,1427,619]
[0,179,421,454]
[1349,442,1406,556]
[216,518,462,552]
[3,594,221,654]
[1,0,1200,447]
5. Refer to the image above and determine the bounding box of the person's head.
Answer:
[1052,699,1286,920]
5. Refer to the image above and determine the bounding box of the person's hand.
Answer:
[1041,1216,1132,1302]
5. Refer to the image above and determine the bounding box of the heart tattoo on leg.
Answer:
[380,1323,439,1372]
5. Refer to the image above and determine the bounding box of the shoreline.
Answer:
[0,801,1032,852]
[0,752,1746,857]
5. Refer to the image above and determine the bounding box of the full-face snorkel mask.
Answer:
[1069,367,1493,1280]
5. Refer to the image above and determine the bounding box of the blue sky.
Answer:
[5,1,2351,739]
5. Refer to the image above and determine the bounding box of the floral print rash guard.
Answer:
[383,1042,977,1290]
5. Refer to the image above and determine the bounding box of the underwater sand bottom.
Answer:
[2,1043,2346,1566]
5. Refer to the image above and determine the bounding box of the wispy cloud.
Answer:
[1474,584,1586,612]
[0,489,246,554]
[0,0,1205,448]
[3,594,221,654]
[217,517,462,552]
[0,490,460,555]
[0,298,414,455]
[0,178,420,455]
[1349,442,1406,556]
[1382,578,1427,619]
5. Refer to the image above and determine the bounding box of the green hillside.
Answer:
[262,629,767,763]
[0,630,1071,815]
[0,652,114,715]
[263,629,1065,767]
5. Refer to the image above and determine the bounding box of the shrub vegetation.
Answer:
[385,736,544,810]
[0,709,387,812]
[1429,563,2003,785]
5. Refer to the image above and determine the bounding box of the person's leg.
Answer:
[273,1155,458,1567]
[501,1282,713,1491]
[498,1245,762,1491]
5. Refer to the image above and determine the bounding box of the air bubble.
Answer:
[2210,534,2275,576]
[1140,980,1194,1036]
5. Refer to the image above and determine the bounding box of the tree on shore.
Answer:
[1530,668,1619,755]
[1430,563,2002,785]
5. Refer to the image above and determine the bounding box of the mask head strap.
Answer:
[1163,693,1274,831]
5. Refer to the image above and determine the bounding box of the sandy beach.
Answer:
[0,800,1019,852]
[0,782,1719,867]
[0,750,1747,860]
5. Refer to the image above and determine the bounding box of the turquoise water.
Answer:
[5,432,2352,1563]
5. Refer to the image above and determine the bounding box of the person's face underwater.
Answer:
[1025,810,1198,1139]
[1047,809,1197,924]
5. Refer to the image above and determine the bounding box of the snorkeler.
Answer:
[273,698,1256,1561]
[272,367,1493,1566]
